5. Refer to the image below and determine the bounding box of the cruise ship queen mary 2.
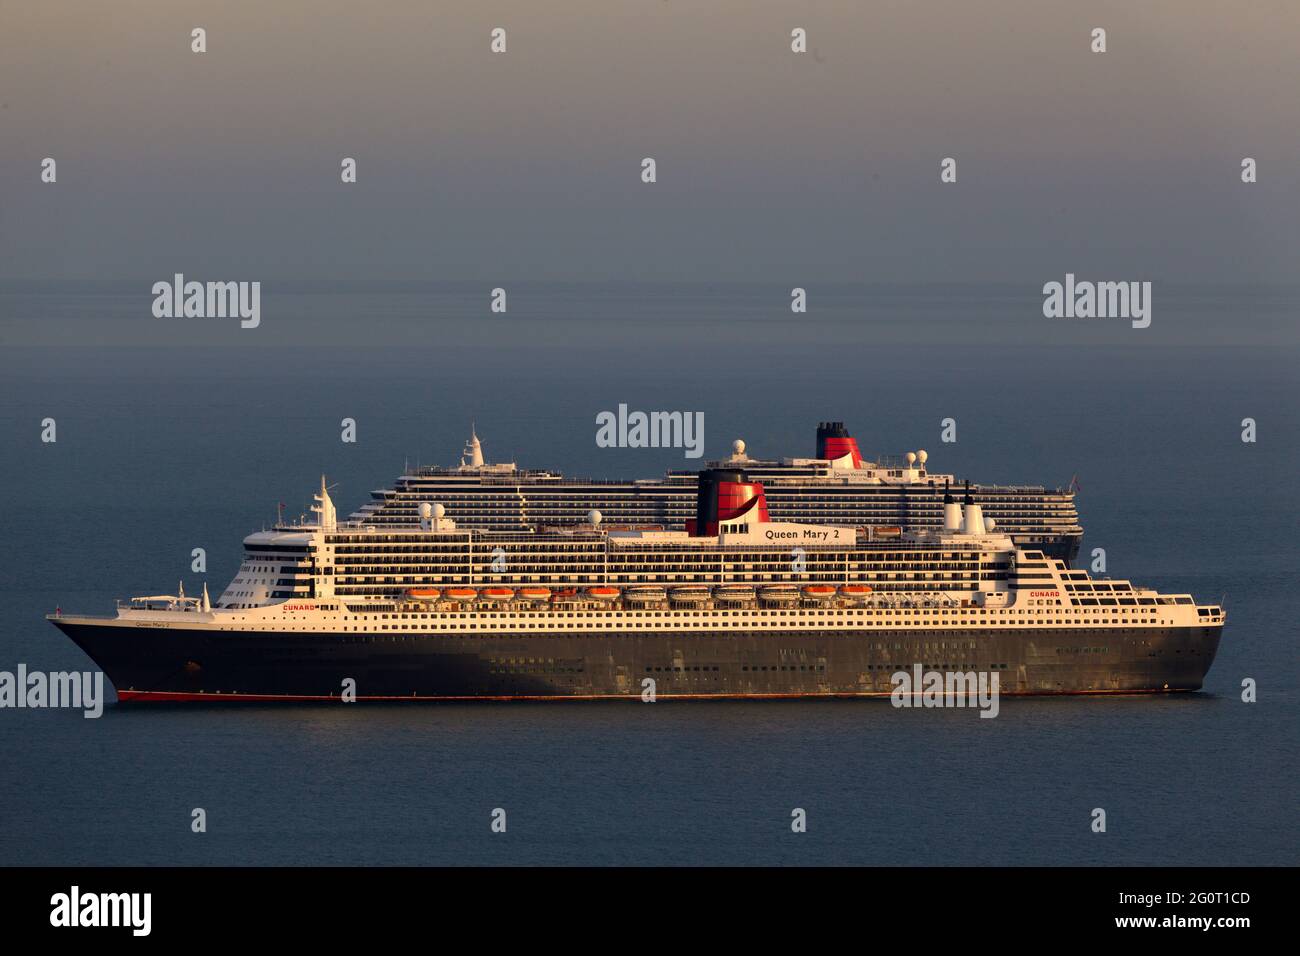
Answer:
[49,468,1224,701]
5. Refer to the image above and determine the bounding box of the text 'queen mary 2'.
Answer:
[49,469,1223,702]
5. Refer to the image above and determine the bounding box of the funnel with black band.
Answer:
[815,421,863,468]
[688,469,770,536]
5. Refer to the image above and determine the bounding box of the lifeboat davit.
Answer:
[481,587,515,602]
[443,587,478,602]
[518,587,552,601]
[405,587,441,602]
[715,584,756,602]
[586,586,620,601]
[625,586,667,603]
[669,585,712,603]
[802,585,838,600]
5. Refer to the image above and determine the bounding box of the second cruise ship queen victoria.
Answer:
[49,471,1224,701]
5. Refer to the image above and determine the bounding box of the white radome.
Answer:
[733,439,746,456]
[418,502,433,520]
[588,510,602,526]
[433,503,446,519]
[906,452,917,465]
[917,449,928,464]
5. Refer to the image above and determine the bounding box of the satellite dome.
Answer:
[418,502,433,519]
[906,452,917,465]
[917,449,928,464]
[433,503,446,519]
[733,439,746,456]
[588,510,602,526]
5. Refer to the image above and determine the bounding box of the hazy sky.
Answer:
[2,1,1298,282]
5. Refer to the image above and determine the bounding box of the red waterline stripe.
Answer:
[115,687,1192,703]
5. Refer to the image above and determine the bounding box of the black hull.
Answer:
[52,620,1221,701]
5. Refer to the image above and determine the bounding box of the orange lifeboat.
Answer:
[840,584,873,598]
[405,587,441,602]
[481,587,515,602]
[443,588,478,602]
[518,587,552,601]
[586,586,620,601]
[802,585,837,600]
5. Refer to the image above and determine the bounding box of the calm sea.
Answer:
[0,283,1295,865]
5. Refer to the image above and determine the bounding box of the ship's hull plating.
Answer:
[52,620,1222,701]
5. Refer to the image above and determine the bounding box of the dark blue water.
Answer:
[1,284,1296,865]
